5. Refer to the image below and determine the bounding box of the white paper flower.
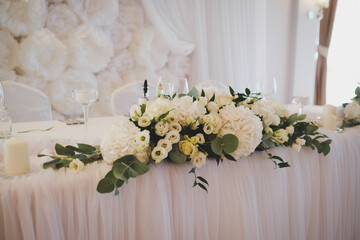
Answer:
[0,0,47,37]
[248,99,281,127]
[118,1,144,31]
[157,139,172,152]
[66,0,118,26]
[344,101,360,119]
[65,25,114,73]
[0,30,19,69]
[191,152,207,168]
[167,54,190,78]
[69,158,84,173]
[49,69,97,117]
[151,146,168,164]
[219,105,263,158]
[107,50,134,74]
[104,22,132,54]
[19,29,67,81]
[45,3,79,38]
[129,27,169,71]
[101,117,144,164]
[165,130,180,144]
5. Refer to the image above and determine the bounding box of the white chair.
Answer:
[2,81,52,122]
[110,81,156,116]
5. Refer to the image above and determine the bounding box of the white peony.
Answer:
[248,99,280,127]
[219,105,263,158]
[151,146,168,164]
[46,3,79,38]
[66,0,118,26]
[104,22,132,54]
[64,25,114,73]
[69,158,84,173]
[50,68,97,117]
[19,29,67,81]
[191,152,207,168]
[165,130,180,144]
[107,50,134,74]
[0,0,47,37]
[101,117,145,164]
[118,1,144,31]
[0,30,19,69]
[172,96,206,126]
[344,101,360,119]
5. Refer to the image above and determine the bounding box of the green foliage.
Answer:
[189,167,209,192]
[169,144,187,164]
[187,87,199,99]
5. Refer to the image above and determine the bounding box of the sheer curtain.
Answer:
[141,0,267,92]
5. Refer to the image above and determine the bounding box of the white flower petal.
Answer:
[46,3,79,38]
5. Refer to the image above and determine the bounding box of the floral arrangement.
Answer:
[39,87,332,194]
[341,84,360,128]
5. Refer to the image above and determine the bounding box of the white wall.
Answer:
[267,0,318,104]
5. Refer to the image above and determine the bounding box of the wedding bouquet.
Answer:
[39,86,332,195]
[341,84,360,128]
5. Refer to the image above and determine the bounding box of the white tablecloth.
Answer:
[0,116,359,240]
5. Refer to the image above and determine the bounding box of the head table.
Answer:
[0,115,359,240]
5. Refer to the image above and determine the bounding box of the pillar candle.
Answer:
[4,138,30,175]
[322,104,336,119]
[323,115,337,130]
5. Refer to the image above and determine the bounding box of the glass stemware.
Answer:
[0,81,4,106]
[172,78,189,95]
[72,88,98,127]
[258,77,277,101]
[292,96,311,115]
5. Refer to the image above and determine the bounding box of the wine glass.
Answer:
[0,81,4,106]
[172,78,189,95]
[292,96,311,115]
[258,77,277,101]
[72,88,98,127]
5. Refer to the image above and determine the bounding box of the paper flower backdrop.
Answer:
[0,0,191,118]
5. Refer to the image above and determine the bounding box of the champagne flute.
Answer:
[72,88,98,127]
[172,78,189,95]
[259,77,277,101]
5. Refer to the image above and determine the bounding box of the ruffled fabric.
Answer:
[92,69,124,116]
[104,21,132,54]
[0,0,47,37]
[107,50,134,74]
[167,54,190,78]
[19,29,67,81]
[45,3,79,38]
[129,27,169,71]
[65,25,114,73]
[66,0,118,27]
[0,30,19,69]
[49,69,97,117]
[118,1,144,31]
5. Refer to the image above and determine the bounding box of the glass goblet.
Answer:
[172,78,189,95]
[72,88,98,127]
[292,96,311,115]
[259,77,277,101]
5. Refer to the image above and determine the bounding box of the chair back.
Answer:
[2,81,52,122]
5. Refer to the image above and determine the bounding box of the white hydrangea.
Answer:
[67,0,118,26]
[171,96,206,126]
[344,101,360,119]
[249,99,281,127]
[19,29,67,81]
[0,30,19,69]
[46,3,79,38]
[64,25,114,73]
[219,105,263,158]
[49,68,97,117]
[101,118,150,164]
[0,0,47,37]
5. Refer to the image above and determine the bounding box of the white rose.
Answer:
[165,130,180,144]
[169,122,182,132]
[286,126,294,135]
[130,104,142,121]
[203,122,214,135]
[138,115,151,127]
[151,146,168,164]
[69,158,84,173]
[191,152,207,168]
[196,133,205,144]
[207,101,219,113]
[157,139,172,152]
[155,121,169,136]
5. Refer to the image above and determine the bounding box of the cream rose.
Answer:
[165,130,180,144]
[179,140,198,158]
[191,152,207,168]
[169,122,182,132]
[138,115,151,127]
[155,121,169,136]
[196,133,205,144]
[151,146,168,164]
[157,139,172,152]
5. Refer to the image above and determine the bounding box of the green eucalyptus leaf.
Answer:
[222,134,239,153]
[114,188,119,196]
[211,137,223,155]
[197,182,208,192]
[271,155,284,162]
[169,147,187,164]
[193,181,198,187]
[262,139,276,148]
[187,87,199,98]
[55,143,74,156]
[115,179,124,188]
[197,176,209,186]
[288,114,298,124]
[297,114,306,121]
[43,158,62,169]
[278,162,291,168]
[76,143,97,154]
[262,132,273,140]
[97,177,115,193]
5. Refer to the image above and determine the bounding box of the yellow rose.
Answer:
[179,140,198,158]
